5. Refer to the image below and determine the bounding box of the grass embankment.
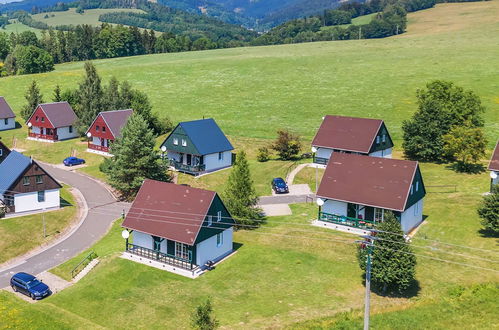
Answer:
[0,185,77,264]
[31,8,145,27]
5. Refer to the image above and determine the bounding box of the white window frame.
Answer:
[207,215,212,226]
[175,242,189,260]
[217,211,222,222]
[382,134,386,143]
[216,232,223,247]
[416,181,419,192]
[181,139,187,147]
[37,190,45,202]
[410,185,414,195]
[173,138,178,145]
[374,208,384,222]
[23,177,30,186]
[376,136,380,144]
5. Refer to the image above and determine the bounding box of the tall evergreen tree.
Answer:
[104,113,171,200]
[104,76,122,110]
[222,151,262,228]
[21,80,44,121]
[477,185,499,235]
[75,62,104,135]
[52,84,62,102]
[358,212,417,294]
[191,299,219,330]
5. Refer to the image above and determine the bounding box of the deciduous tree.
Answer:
[443,124,487,172]
[272,129,302,160]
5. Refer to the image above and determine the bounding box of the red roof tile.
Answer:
[0,97,15,119]
[312,115,383,153]
[28,102,77,128]
[488,141,499,172]
[86,109,133,139]
[122,180,216,245]
[317,153,419,211]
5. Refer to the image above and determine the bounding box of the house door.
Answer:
[40,127,44,135]
[152,236,162,252]
[186,154,192,166]
[101,138,105,147]
[347,203,357,218]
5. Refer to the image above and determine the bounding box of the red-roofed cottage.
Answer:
[488,140,499,190]
[315,153,425,234]
[0,97,16,131]
[312,115,394,165]
[26,102,78,142]
[85,109,133,155]
[121,180,235,278]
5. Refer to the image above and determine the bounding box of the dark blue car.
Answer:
[63,156,85,166]
[10,272,51,300]
[272,177,289,194]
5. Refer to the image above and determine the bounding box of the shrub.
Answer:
[257,147,270,162]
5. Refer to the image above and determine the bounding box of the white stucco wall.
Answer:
[315,147,333,160]
[31,126,41,134]
[57,126,78,140]
[13,189,60,213]
[322,199,348,216]
[203,151,232,172]
[492,171,499,186]
[196,227,233,266]
[0,117,15,131]
[400,199,424,233]
[133,231,153,249]
[369,148,392,158]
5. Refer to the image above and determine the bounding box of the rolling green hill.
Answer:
[31,8,145,27]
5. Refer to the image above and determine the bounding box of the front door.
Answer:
[347,203,357,218]
[152,236,162,252]
[101,138,105,147]
[186,154,192,166]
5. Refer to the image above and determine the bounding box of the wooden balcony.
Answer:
[126,243,196,270]
[29,132,58,141]
[318,211,376,230]
[171,160,206,174]
[88,143,110,153]
[313,156,328,165]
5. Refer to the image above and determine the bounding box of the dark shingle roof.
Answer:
[312,115,384,153]
[0,97,15,119]
[0,151,31,195]
[179,118,233,155]
[317,153,420,212]
[86,109,133,139]
[489,140,499,172]
[35,102,77,128]
[122,180,217,245]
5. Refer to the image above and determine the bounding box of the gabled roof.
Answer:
[164,118,234,155]
[489,140,499,172]
[312,115,385,153]
[27,102,77,128]
[0,97,15,119]
[317,153,422,212]
[122,180,219,245]
[0,151,32,195]
[86,109,133,139]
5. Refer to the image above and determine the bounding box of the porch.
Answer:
[171,159,206,174]
[318,211,377,230]
[125,242,197,271]
[313,156,328,165]
[28,132,58,141]
[88,142,110,153]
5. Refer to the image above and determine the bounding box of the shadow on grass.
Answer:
[60,196,73,208]
[445,162,486,174]
[478,228,499,238]
[233,242,244,251]
[15,122,22,129]
[360,276,421,298]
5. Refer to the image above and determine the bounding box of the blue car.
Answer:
[10,272,51,300]
[272,177,289,194]
[63,156,85,166]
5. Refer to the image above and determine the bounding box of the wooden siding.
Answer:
[195,194,234,244]
[6,162,62,196]
[369,122,394,153]
[405,166,426,210]
[27,106,55,129]
[88,115,115,140]
[162,125,200,155]
[0,141,10,164]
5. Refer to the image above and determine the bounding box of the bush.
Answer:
[257,147,270,162]
[477,185,499,235]
[271,129,302,160]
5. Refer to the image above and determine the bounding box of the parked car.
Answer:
[272,177,289,194]
[63,156,85,166]
[10,272,51,300]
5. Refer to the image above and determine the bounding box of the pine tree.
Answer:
[52,84,62,102]
[358,212,416,294]
[104,76,122,110]
[477,185,499,235]
[222,151,263,228]
[104,113,171,200]
[75,62,104,135]
[191,299,219,330]
[21,80,44,121]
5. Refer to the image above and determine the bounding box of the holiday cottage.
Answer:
[315,153,425,234]
[311,115,394,165]
[0,97,16,131]
[85,109,133,155]
[160,118,234,175]
[26,102,78,142]
[0,151,61,215]
[121,179,235,278]
[488,140,499,190]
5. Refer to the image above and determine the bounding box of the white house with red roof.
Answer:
[488,140,499,190]
[311,115,394,165]
[0,97,16,131]
[26,102,78,142]
[121,179,235,278]
[85,109,133,156]
[315,153,426,234]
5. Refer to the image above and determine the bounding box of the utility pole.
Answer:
[356,231,378,330]
[315,165,318,193]
[42,210,46,238]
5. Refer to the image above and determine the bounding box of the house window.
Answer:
[35,116,39,122]
[181,139,187,147]
[382,134,386,143]
[37,191,45,202]
[175,242,189,260]
[102,126,106,132]
[5,196,14,206]
[207,215,213,226]
[0,149,2,156]
[3,118,7,125]
[23,177,30,186]
[216,232,223,247]
[414,202,419,216]
[217,211,222,222]
[218,152,224,160]
[69,125,73,133]
[416,181,419,192]
[173,138,178,145]
[41,117,45,123]
[96,125,100,132]
[376,136,380,144]
[374,208,384,222]
[36,175,43,184]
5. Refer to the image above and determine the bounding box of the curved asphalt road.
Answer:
[0,165,129,288]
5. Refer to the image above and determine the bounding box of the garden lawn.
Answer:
[31,8,145,27]
[0,185,77,264]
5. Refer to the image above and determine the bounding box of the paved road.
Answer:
[258,194,315,205]
[0,165,129,288]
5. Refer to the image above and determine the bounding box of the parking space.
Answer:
[260,204,293,217]
[1,271,72,303]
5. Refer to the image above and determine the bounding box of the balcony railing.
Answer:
[88,143,110,153]
[29,132,58,141]
[318,211,376,229]
[313,156,328,165]
[126,242,196,270]
[171,160,206,173]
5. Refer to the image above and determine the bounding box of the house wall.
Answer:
[492,171,499,186]
[0,117,15,131]
[401,199,424,233]
[88,115,115,140]
[133,231,153,249]
[57,126,78,141]
[167,151,181,162]
[31,126,41,134]
[315,147,333,160]
[369,148,392,158]
[27,107,54,129]
[13,188,60,213]
[195,227,233,266]
[203,151,232,171]
[322,199,348,216]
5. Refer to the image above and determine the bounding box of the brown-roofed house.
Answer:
[121,179,235,278]
[26,102,78,142]
[311,115,394,165]
[0,97,16,131]
[315,153,425,234]
[488,140,499,190]
[85,109,133,155]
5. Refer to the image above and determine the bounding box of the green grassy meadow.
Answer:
[1,19,42,35]
[0,185,77,264]
[31,8,145,27]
